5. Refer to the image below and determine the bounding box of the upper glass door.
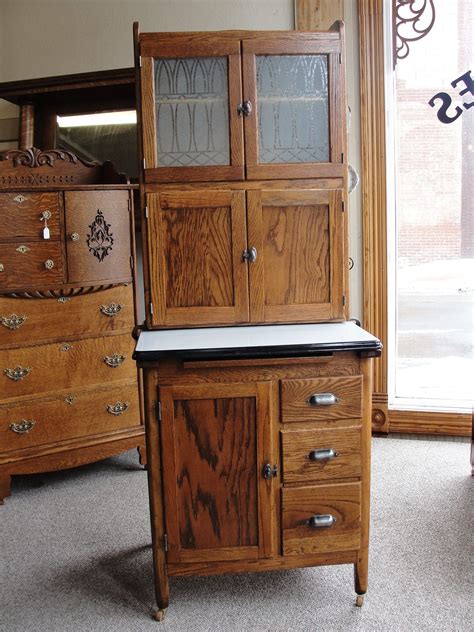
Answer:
[138,33,245,182]
[242,31,345,180]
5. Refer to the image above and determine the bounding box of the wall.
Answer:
[0,0,363,320]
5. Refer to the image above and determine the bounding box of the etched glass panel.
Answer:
[256,55,329,164]
[154,57,230,167]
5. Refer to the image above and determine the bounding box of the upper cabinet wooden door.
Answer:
[247,189,345,323]
[138,33,245,183]
[64,190,132,285]
[159,381,278,565]
[146,190,249,327]
[242,31,345,180]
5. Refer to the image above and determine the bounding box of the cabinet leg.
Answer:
[354,557,368,606]
[152,608,167,622]
[0,473,12,505]
[137,446,147,468]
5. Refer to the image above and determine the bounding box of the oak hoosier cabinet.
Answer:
[133,22,381,621]
[0,148,145,503]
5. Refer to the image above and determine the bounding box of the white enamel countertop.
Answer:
[135,322,380,353]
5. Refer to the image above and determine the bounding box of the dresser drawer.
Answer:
[0,192,61,242]
[281,376,363,423]
[0,332,136,400]
[0,285,135,348]
[0,380,140,451]
[282,483,361,556]
[0,241,64,290]
[281,426,361,484]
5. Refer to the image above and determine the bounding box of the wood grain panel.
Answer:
[140,32,241,57]
[295,0,344,31]
[160,383,260,563]
[0,192,60,242]
[0,241,64,290]
[281,425,361,483]
[281,376,363,422]
[282,482,361,555]
[0,332,136,401]
[147,190,249,327]
[0,285,135,349]
[0,380,140,451]
[64,190,132,284]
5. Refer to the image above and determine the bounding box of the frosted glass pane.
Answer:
[154,57,230,167]
[256,55,329,164]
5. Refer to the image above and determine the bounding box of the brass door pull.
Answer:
[4,366,31,381]
[106,401,129,416]
[70,232,80,241]
[100,303,124,317]
[44,259,55,270]
[104,353,125,368]
[1,314,27,330]
[10,419,36,434]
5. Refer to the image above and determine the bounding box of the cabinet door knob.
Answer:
[237,100,252,116]
[308,392,340,406]
[309,448,338,462]
[44,259,55,270]
[242,247,257,263]
[262,463,278,480]
[307,514,337,529]
[70,232,80,241]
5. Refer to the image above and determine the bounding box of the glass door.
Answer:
[242,31,345,180]
[138,34,245,182]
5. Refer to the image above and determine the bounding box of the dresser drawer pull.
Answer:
[69,232,80,241]
[309,448,339,462]
[1,314,27,330]
[4,366,31,381]
[44,259,55,270]
[307,514,337,529]
[106,401,130,416]
[104,353,126,368]
[308,392,340,407]
[100,303,124,317]
[9,419,36,434]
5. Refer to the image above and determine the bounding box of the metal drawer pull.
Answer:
[1,314,27,330]
[104,353,125,368]
[307,514,337,529]
[44,259,55,270]
[309,448,339,462]
[70,232,80,241]
[64,395,76,405]
[242,247,257,263]
[262,463,279,480]
[41,210,52,220]
[4,366,31,381]
[100,303,124,317]
[106,401,129,416]
[308,392,340,406]
[10,419,36,434]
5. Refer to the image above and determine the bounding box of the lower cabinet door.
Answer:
[159,381,278,564]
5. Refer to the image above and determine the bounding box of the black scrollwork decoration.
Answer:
[86,210,114,262]
[393,0,436,66]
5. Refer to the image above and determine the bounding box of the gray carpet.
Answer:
[1,437,472,631]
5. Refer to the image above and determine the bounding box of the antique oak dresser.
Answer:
[0,148,145,503]
[132,22,381,620]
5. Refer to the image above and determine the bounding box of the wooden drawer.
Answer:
[0,192,61,242]
[281,376,363,423]
[0,332,136,400]
[282,483,361,556]
[0,241,64,290]
[281,426,361,484]
[0,380,140,452]
[0,284,135,348]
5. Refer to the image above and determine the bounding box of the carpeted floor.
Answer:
[1,437,472,631]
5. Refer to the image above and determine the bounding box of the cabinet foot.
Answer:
[152,608,166,622]
[355,594,365,607]
[0,474,12,505]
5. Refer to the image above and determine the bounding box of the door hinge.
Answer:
[139,55,142,68]
[145,205,149,219]
[143,157,146,170]
[342,295,346,307]
[130,255,134,270]
[339,52,342,64]
[149,302,154,315]
[342,200,345,213]
[163,533,168,552]
[156,401,162,421]
[341,152,344,163]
